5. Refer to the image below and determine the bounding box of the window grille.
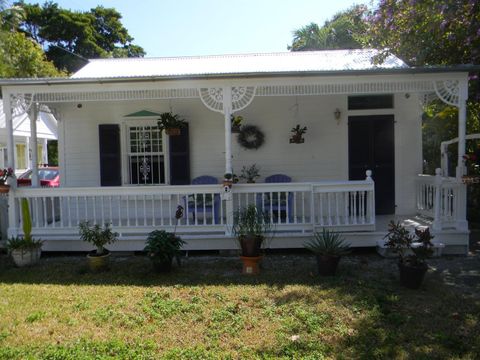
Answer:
[127,125,165,185]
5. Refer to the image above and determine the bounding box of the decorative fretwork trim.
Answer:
[10,93,34,112]
[199,87,223,113]
[232,86,256,112]
[255,80,435,97]
[32,88,199,103]
[433,80,460,106]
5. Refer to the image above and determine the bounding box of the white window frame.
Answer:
[121,117,170,186]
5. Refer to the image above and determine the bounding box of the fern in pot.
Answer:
[304,228,350,276]
[78,221,118,272]
[7,198,43,267]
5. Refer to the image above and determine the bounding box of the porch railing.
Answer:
[9,172,375,239]
[416,169,467,230]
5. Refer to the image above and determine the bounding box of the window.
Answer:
[127,125,165,185]
[16,144,26,169]
[348,95,394,110]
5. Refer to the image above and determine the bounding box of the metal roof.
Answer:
[71,49,408,79]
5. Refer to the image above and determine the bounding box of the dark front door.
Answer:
[348,115,395,215]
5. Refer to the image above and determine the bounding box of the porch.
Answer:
[7,170,468,254]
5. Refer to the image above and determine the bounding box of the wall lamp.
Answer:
[334,108,341,124]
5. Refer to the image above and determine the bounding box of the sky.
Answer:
[24,0,366,58]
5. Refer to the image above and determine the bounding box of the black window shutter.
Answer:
[169,123,190,185]
[99,124,122,186]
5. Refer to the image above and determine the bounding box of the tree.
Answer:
[0,31,63,78]
[288,5,369,51]
[14,1,145,73]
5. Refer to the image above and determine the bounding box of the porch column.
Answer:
[25,136,30,169]
[42,138,48,165]
[2,95,18,238]
[223,87,233,174]
[2,96,15,170]
[455,80,468,231]
[223,87,234,235]
[456,81,468,179]
[29,103,39,187]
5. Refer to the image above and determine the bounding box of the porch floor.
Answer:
[21,214,469,255]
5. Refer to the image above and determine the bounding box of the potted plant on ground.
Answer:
[231,115,243,133]
[0,167,14,193]
[7,199,42,267]
[157,111,187,136]
[239,164,260,183]
[144,205,185,272]
[384,221,434,289]
[289,124,307,144]
[78,221,118,272]
[304,228,350,276]
[144,230,186,272]
[232,204,272,274]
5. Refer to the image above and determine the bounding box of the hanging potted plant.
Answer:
[79,221,118,272]
[232,205,272,275]
[231,115,243,133]
[157,111,187,136]
[0,167,14,193]
[7,198,43,267]
[239,164,260,183]
[384,221,434,289]
[223,173,234,188]
[289,125,307,144]
[461,150,480,184]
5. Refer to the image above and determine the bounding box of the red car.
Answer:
[17,167,60,187]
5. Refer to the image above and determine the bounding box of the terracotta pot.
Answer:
[240,256,262,275]
[87,250,110,272]
[151,257,173,273]
[11,247,41,267]
[289,134,305,144]
[0,184,10,194]
[165,128,181,136]
[239,235,263,257]
[231,125,241,133]
[398,261,428,289]
[316,255,341,276]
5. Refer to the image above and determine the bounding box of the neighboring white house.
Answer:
[0,101,57,173]
[0,49,472,253]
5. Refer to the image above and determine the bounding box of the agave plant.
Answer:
[304,228,350,256]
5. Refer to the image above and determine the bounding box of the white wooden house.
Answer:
[0,50,472,253]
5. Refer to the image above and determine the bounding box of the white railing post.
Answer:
[223,87,234,235]
[365,170,375,226]
[455,182,469,231]
[7,183,18,238]
[432,168,443,231]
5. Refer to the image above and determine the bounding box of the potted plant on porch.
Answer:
[0,167,14,193]
[7,198,43,267]
[78,221,118,272]
[384,220,434,289]
[231,115,243,133]
[157,111,187,136]
[289,124,307,144]
[304,228,350,276]
[232,204,272,274]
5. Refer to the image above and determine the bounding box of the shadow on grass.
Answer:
[0,252,479,358]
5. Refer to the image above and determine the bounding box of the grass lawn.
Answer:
[0,251,479,359]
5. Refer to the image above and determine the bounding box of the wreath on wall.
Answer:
[237,125,265,150]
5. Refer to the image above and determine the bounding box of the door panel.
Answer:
[348,115,395,215]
